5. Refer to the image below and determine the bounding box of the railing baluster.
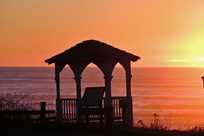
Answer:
[116,99,118,118]
[60,97,126,123]
[65,100,68,119]
[60,98,77,121]
[64,100,66,119]
[116,98,118,119]
[70,99,72,120]
[74,100,76,119]
[71,100,73,120]
[111,96,126,121]
[69,100,70,120]
[68,100,70,120]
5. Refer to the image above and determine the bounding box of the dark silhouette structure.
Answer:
[45,40,140,127]
[80,87,105,124]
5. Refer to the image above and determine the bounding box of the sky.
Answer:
[1,0,204,67]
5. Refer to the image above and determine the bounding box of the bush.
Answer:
[0,93,33,111]
[0,93,34,123]
[136,113,168,131]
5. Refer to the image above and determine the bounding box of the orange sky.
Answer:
[1,0,204,67]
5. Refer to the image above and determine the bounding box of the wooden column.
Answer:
[55,63,65,121]
[104,74,113,128]
[75,75,82,100]
[126,64,132,97]
[55,72,60,100]
[69,62,88,123]
[55,69,62,120]
[74,74,82,123]
[125,62,133,127]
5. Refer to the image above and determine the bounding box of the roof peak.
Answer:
[76,39,110,46]
[45,40,140,64]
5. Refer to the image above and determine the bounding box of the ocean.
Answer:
[0,67,204,130]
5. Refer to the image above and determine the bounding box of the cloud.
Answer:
[168,59,189,63]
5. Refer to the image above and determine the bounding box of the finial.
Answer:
[201,76,204,88]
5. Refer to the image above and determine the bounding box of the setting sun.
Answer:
[167,27,204,67]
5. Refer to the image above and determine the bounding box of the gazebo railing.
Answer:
[112,96,126,121]
[61,98,77,121]
[60,96,127,122]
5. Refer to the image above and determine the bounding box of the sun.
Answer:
[167,25,204,67]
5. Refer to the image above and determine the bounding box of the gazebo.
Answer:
[45,40,140,127]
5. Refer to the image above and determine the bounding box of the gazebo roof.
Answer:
[45,40,140,64]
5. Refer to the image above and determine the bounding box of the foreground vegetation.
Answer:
[1,94,204,136]
[1,122,204,136]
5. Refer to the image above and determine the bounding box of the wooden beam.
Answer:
[54,63,65,121]
[104,74,113,129]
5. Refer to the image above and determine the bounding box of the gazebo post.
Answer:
[55,71,60,101]
[69,63,87,123]
[74,74,82,123]
[104,73,113,128]
[55,63,65,121]
[55,65,61,121]
[125,61,133,127]
[55,73,62,121]
[75,75,82,100]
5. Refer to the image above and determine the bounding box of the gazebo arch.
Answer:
[81,63,104,95]
[112,63,126,96]
[45,40,140,127]
[60,65,76,97]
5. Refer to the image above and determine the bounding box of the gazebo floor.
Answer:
[61,119,126,128]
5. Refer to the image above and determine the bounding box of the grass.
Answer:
[1,94,204,136]
[1,114,204,136]
[2,122,204,136]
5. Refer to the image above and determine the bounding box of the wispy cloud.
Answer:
[168,59,189,63]
[168,56,204,64]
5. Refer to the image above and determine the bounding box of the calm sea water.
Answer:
[0,67,204,130]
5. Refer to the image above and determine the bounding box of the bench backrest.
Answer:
[82,87,105,107]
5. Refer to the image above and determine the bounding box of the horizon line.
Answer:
[0,66,204,69]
